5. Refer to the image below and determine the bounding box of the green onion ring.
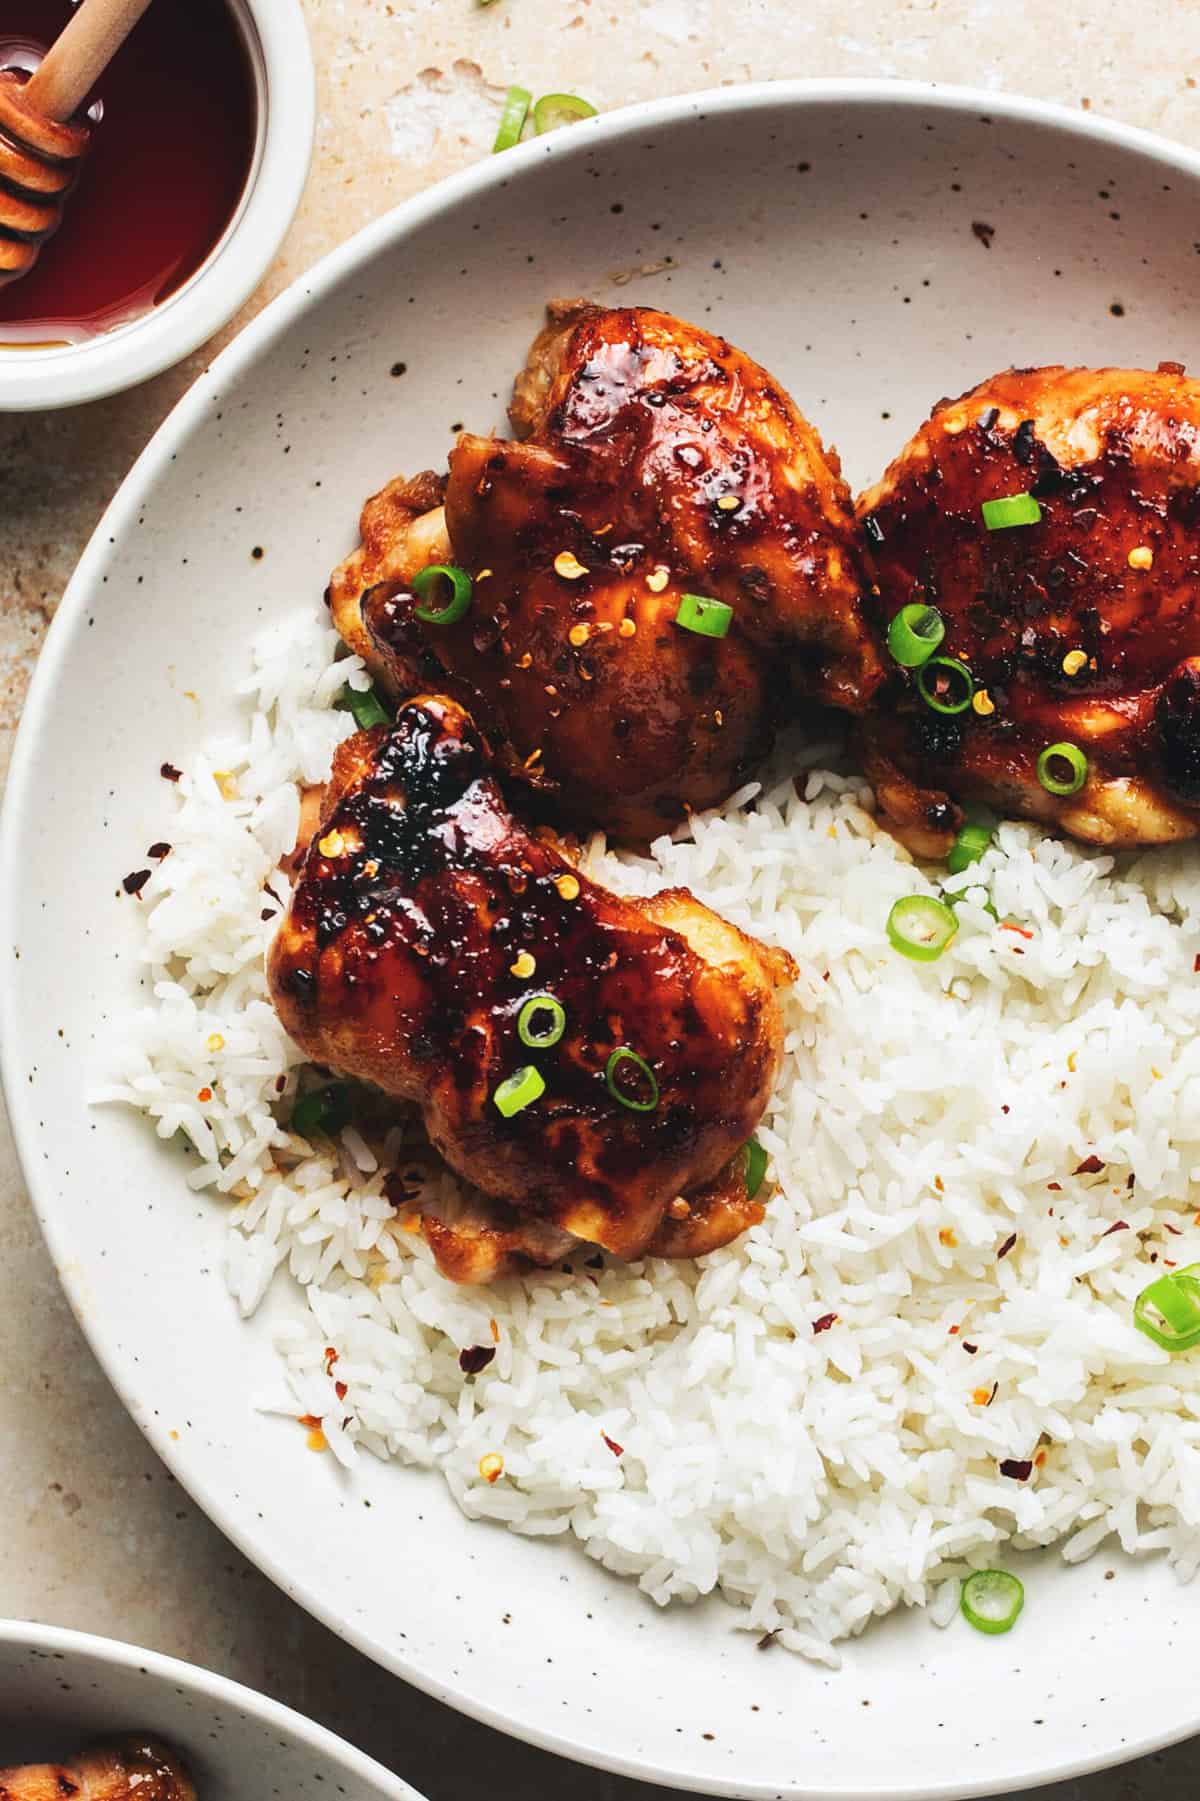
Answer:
[742,1137,768,1199]
[981,492,1042,530]
[291,1083,352,1138]
[517,993,566,1049]
[493,1064,546,1118]
[1134,1265,1200,1351]
[413,563,473,625]
[338,681,389,731]
[1036,741,1088,796]
[887,894,959,962]
[674,592,733,639]
[961,1569,1025,1634]
[916,655,974,715]
[946,809,995,875]
[605,1046,659,1113]
[886,603,945,668]
[492,84,531,153]
[532,92,598,134]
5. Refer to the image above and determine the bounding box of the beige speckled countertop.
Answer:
[2,4,1200,1795]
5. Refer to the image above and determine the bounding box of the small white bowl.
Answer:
[0,0,314,412]
[0,1618,420,1800]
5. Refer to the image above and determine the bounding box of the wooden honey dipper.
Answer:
[0,0,155,285]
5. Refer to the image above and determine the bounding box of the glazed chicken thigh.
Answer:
[329,300,883,844]
[268,695,792,1283]
[858,364,1200,854]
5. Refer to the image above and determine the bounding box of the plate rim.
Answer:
[5,76,1200,1800]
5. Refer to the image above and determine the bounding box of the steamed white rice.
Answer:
[97,608,1200,1660]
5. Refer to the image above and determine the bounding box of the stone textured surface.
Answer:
[2,2,1199,1795]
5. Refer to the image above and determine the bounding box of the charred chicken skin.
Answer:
[858,364,1200,853]
[268,695,792,1283]
[0,1738,196,1801]
[329,300,883,844]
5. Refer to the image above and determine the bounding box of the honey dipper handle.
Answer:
[24,0,155,124]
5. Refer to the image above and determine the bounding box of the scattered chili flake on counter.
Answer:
[813,1312,838,1334]
[1000,1458,1033,1482]
[460,1344,497,1375]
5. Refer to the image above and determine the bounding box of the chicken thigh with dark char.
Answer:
[857,364,1200,854]
[268,694,793,1283]
[329,299,884,844]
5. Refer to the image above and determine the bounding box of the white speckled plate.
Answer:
[0,1618,419,1799]
[3,81,1200,1799]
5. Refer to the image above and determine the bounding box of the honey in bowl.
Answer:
[0,0,256,347]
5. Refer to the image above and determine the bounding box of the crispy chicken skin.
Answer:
[268,695,792,1282]
[0,1738,195,1801]
[328,299,883,844]
[858,364,1200,854]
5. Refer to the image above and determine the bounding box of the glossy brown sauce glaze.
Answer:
[268,696,790,1274]
[857,364,1200,852]
[329,300,884,845]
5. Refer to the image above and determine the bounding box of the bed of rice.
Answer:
[96,609,1200,1663]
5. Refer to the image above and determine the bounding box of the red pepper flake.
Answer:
[261,908,277,921]
[489,1316,500,1343]
[962,1341,978,1354]
[1127,1173,1137,1191]
[756,1630,779,1651]
[297,1413,322,1429]
[1073,1155,1105,1175]
[948,1324,960,1336]
[1164,1222,1183,1236]
[602,1432,624,1457]
[160,761,182,781]
[147,841,172,860]
[1101,1220,1129,1238]
[1001,1104,1010,1114]
[1194,953,1200,973]
[335,1381,348,1400]
[196,1086,213,1103]
[1000,1457,1033,1482]
[1000,921,1033,940]
[1034,1449,1047,1468]
[997,1232,1017,1259]
[323,1346,338,1374]
[1047,1181,1062,1192]
[459,1344,497,1376]
[812,1312,838,1334]
[972,219,996,248]
[1165,1259,1178,1268]
[986,1381,999,1406]
[122,868,152,896]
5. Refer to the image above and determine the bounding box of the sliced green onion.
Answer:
[947,809,995,875]
[1134,1265,1200,1351]
[742,1137,768,1199]
[413,563,473,625]
[916,655,974,715]
[981,492,1042,530]
[887,894,959,962]
[961,1569,1024,1635]
[492,84,531,153]
[674,593,733,639]
[291,1083,352,1138]
[605,1046,659,1113]
[337,681,389,730]
[1036,741,1088,797]
[517,992,566,1049]
[532,92,598,134]
[494,1064,545,1118]
[887,603,945,668]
